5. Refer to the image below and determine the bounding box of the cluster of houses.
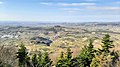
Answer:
[0,35,19,39]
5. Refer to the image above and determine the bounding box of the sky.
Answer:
[0,0,120,22]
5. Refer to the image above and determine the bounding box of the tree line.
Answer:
[14,34,120,67]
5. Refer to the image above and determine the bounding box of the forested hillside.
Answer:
[0,34,120,67]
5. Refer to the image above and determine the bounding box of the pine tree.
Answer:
[31,54,38,67]
[109,50,119,67]
[37,52,42,67]
[31,52,52,67]
[41,52,52,67]
[77,39,94,67]
[101,34,114,53]
[66,48,72,60]
[16,44,30,67]
[56,52,65,67]
[101,34,119,67]
[64,48,73,67]
[91,34,119,67]
[90,52,113,67]
[88,39,94,52]
[0,60,4,67]
[56,48,78,67]
[66,48,79,67]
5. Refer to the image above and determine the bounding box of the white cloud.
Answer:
[39,2,96,6]
[114,1,120,4]
[86,6,120,11]
[0,1,3,4]
[58,3,96,6]
[59,8,81,14]
[40,2,53,5]
[60,8,81,11]
[85,0,96,1]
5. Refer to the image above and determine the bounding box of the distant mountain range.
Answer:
[0,21,120,26]
[0,21,64,26]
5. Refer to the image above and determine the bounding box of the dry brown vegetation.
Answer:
[0,45,18,67]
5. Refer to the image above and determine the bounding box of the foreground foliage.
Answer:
[16,44,30,67]
[90,34,119,67]
[15,34,120,67]
[56,48,78,67]
[77,39,95,67]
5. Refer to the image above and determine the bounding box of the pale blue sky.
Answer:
[0,0,120,22]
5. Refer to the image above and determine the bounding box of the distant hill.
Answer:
[0,21,66,26]
[0,21,120,26]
